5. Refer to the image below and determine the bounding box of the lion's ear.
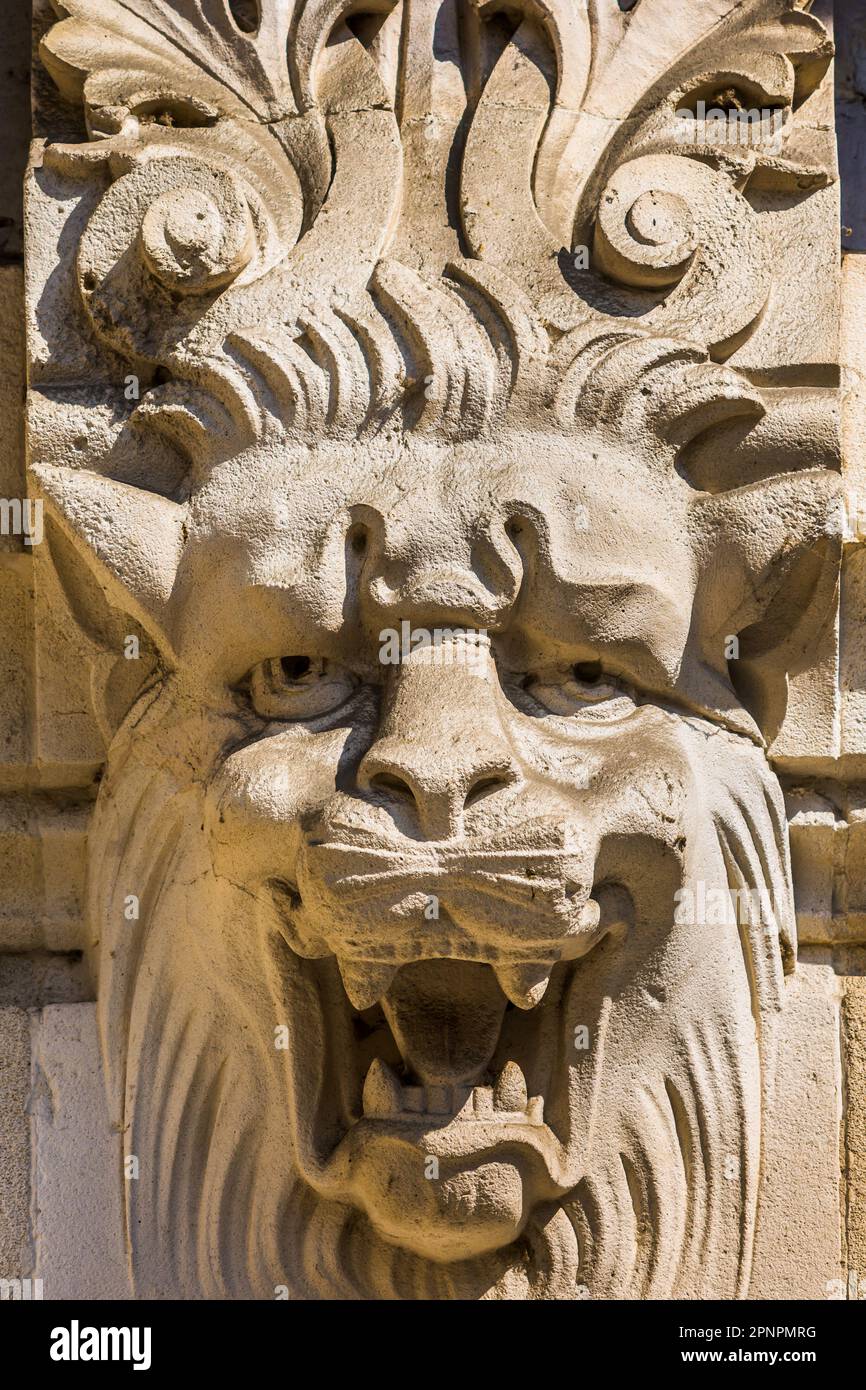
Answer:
[695,469,843,745]
[31,464,186,661]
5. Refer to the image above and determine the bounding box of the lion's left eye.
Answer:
[248,655,358,721]
[524,661,638,722]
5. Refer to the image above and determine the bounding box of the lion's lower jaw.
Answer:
[327,1158,528,1263]
[286,1182,582,1299]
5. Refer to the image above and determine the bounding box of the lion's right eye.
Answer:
[522,663,638,722]
[247,656,357,721]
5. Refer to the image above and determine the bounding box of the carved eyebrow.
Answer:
[513,578,686,693]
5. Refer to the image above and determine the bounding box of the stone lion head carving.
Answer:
[31,0,841,1299]
[34,299,841,1298]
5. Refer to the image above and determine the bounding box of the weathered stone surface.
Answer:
[787,786,866,945]
[750,955,843,1299]
[0,951,92,1008]
[0,0,863,1303]
[30,1004,130,1299]
[842,960,866,1293]
[841,253,866,768]
[0,1006,32,1282]
[0,265,30,775]
[0,796,89,951]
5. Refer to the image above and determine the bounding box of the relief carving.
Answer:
[27,0,843,1298]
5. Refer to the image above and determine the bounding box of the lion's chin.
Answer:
[332,1139,532,1261]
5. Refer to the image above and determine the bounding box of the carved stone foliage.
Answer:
[27,0,842,1298]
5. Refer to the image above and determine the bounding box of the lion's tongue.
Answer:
[382,959,508,1087]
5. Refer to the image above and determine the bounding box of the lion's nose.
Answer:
[359,750,517,838]
[356,643,519,838]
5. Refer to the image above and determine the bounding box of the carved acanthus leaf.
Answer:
[41,0,297,129]
[36,0,836,384]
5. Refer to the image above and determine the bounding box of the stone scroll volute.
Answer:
[26,0,843,1299]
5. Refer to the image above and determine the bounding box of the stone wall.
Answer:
[0,0,96,1294]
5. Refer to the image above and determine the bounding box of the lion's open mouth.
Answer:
[265,828,632,1263]
[284,944,582,1208]
[351,957,557,1133]
[271,880,629,1181]
[257,856,635,1265]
